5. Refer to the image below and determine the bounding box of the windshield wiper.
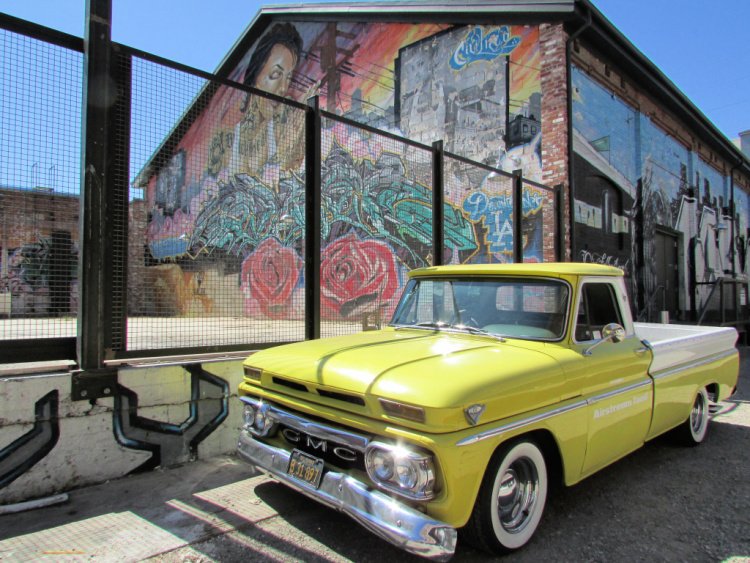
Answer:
[394,321,506,341]
[452,324,507,341]
[392,320,450,331]
[413,321,450,329]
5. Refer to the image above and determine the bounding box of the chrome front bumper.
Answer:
[237,431,457,561]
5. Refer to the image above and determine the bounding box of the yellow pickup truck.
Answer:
[237,263,739,560]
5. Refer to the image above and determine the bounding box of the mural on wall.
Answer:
[449,175,546,263]
[0,390,59,490]
[397,26,511,166]
[692,156,731,283]
[141,21,546,324]
[736,189,750,274]
[572,65,749,319]
[397,25,542,178]
[502,24,543,181]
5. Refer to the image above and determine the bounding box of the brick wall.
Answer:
[0,189,154,319]
[0,189,79,249]
[539,23,570,260]
[128,199,148,315]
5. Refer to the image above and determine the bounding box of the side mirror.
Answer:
[602,323,626,343]
[362,311,381,331]
[584,323,626,356]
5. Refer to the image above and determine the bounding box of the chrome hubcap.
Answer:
[690,394,706,435]
[497,457,538,533]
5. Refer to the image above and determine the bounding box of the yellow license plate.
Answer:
[287,449,324,488]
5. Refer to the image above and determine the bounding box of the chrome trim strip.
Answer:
[585,379,652,406]
[240,396,371,452]
[238,432,456,561]
[106,350,258,367]
[457,379,653,447]
[650,349,737,381]
[456,399,587,447]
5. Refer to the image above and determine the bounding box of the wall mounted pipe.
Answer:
[565,5,592,260]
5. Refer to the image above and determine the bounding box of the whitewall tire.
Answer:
[463,440,548,554]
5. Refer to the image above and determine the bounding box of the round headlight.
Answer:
[395,460,418,489]
[243,404,256,428]
[254,410,266,431]
[370,449,394,481]
[365,441,436,500]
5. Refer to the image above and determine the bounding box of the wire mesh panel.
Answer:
[522,179,557,263]
[126,56,307,351]
[0,28,82,339]
[697,279,745,326]
[443,155,515,264]
[319,116,432,337]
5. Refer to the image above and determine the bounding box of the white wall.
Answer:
[0,360,244,504]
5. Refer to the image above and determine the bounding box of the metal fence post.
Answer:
[432,140,444,266]
[513,169,523,264]
[305,96,321,340]
[554,183,565,262]
[79,0,115,370]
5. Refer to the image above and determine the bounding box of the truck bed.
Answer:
[634,322,738,376]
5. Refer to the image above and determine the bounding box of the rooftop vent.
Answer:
[740,130,750,158]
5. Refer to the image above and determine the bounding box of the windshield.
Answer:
[390,277,570,341]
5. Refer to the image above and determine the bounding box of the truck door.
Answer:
[570,279,653,477]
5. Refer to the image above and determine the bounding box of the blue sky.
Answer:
[1,0,748,141]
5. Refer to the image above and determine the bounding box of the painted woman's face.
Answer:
[254,44,296,96]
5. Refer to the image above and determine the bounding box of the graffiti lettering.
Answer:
[462,190,544,255]
[450,26,520,70]
[579,249,631,274]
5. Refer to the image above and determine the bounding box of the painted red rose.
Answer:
[320,234,398,319]
[241,238,302,319]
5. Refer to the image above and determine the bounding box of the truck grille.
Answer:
[271,377,366,406]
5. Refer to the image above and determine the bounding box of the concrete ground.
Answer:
[1,348,748,563]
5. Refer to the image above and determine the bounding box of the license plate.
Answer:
[287,449,324,488]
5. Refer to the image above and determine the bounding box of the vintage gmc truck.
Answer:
[237,263,739,560]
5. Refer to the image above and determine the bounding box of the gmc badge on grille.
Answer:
[281,428,358,462]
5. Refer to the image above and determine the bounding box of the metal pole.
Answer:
[513,169,523,264]
[689,233,697,322]
[554,183,564,262]
[432,140,444,266]
[305,96,321,340]
[565,8,592,263]
[78,0,114,370]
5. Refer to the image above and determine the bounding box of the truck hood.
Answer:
[244,328,564,432]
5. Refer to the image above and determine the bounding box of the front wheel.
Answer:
[462,440,548,554]
[674,387,710,446]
